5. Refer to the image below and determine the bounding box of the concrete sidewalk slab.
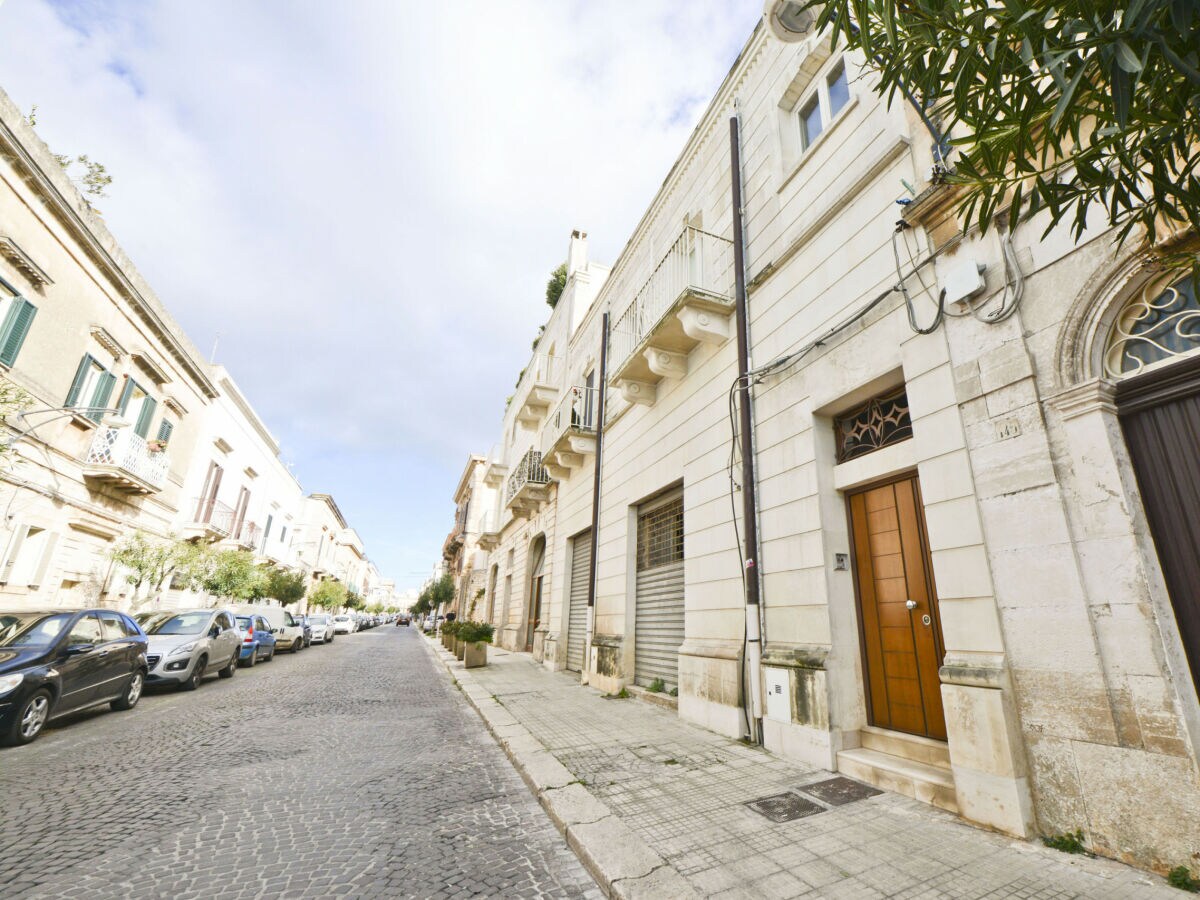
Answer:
[422,635,1173,899]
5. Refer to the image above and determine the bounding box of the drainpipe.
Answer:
[583,312,609,685]
[730,113,765,742]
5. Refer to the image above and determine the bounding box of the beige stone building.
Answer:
[456,16,1200,874]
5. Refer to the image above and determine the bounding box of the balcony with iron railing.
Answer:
[540,386,599,476]
[235,520,261,551]
[82,426,170,493]
[504,448,551,516]
[185,497,236,541]
[513,354,562,426]
[609,226,735,407]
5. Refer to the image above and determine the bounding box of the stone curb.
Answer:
[422,636,698,900]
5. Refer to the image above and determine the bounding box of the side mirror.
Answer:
[209,627,221,639]
[65,643,95,656]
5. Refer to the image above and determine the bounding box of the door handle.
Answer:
[905,599,918,610]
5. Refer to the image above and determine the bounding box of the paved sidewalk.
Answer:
[426,637,1176,900]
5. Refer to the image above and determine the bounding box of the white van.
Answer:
[232,605,306,653]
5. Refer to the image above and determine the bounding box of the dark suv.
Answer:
[0,609,148,746]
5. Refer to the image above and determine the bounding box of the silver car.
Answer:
[135,609,241,691]
[307,613,335,644]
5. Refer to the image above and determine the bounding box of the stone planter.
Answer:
[455,638,466,660]
[463,641,488,668]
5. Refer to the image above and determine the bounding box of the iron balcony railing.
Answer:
[238,520,262,550]
[505,449,550,505]
[542,386,599,456]
[84,426,170,490]
[192,497,236,535]
[609,226,735,374]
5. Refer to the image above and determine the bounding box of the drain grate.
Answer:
[745,791,824,823]
[798,776,882,806]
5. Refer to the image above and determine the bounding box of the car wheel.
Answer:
[291,637,301,654]
[241,647,257,668]
[265,646,275,662]
[180,656,206,691]
[218,652,237,679]
[111,670,145,711]
[3,688,52,746]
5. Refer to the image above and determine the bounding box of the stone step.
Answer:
[860,725,951,768]
[837,747,958,814]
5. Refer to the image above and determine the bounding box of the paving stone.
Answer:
[0,628,600,900]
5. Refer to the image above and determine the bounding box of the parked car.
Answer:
[234,613,277,666]
[332,614,356,635]
[0,609,148,746]
[136,609,241,691]
[233,605,305,653]
[292,614,313,647]
[307,613,335,644]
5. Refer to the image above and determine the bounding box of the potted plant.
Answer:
[442,620,459,651]
[145,438,168,453]
[459,621,494,669]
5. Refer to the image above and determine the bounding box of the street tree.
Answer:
[805,0,1200,270]
[545,262,568,308]
[266,568,307,607]
[201,550,264,603]
[344,590,365,611]
[110,533,210,608]
[308,579,346,611]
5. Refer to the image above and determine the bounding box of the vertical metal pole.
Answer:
[730,115,764,740]
[584,312,609,684]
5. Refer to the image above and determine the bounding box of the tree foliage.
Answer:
[808,0,1200,268]
[110,533,209,605]
[201,549,264,601]
[308,579,347,611]
[266,567,307,606]
[24,106,113,199]
[412,573,456,615]
[545,262,568,308]
[344,589,365,611]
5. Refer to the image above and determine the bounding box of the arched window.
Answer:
[1104,275,1200,379]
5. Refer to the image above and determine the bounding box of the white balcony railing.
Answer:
[505,449,550,507]
[609,226,735,375]
[84,426,170,492]
[541,386,599,457]
[191,497,236,535]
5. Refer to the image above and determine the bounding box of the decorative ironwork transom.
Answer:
[636,496,684,571]
[1104,275,1200,378]
[834,387,912,464]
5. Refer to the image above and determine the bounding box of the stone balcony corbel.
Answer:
[618,379,656,406]
[644,348,687,379]
[678,305,732,344]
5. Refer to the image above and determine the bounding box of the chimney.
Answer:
[567,229,588,277]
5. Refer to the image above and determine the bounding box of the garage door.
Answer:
[634,493,684,689]
[566,530,591,673]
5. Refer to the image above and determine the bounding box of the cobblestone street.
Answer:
[0,627,599,900]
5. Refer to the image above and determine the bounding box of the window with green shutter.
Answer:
[65,355,116,422]
[155,419,174,444]
[134,396,157,439]
[0,297,37,368]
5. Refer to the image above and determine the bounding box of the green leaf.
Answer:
[1114,41,1144,74]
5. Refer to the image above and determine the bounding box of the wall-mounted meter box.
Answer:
[941,257,986,306]
[764,667,791,722]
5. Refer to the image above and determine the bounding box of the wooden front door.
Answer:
[849,475,947,740]
[1116,354,1200,699]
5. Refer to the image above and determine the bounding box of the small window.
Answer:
[68,613,103,645]
[156,419,175,444]
[799,96,823,149]
[0,292,37,368]
[636,496,684,571]
[1104,275,1200,378]
[99,611,134,640]
[827,63,850,117]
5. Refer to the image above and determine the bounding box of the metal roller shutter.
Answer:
[634,494,684,688]
[566,530,591,672]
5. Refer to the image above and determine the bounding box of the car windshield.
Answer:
[334,616,350,622]
[310,615,329,624]
[236,616,253,630]
[0,612,71,647]
[137,612,210,636]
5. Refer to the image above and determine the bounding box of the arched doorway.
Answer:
[1106,273,1200,698]
[525,535,546,653]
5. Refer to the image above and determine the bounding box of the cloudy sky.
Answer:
[0,0,760,589]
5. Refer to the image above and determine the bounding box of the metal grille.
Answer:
[566,531,591,672]
[505,449,550,505]
[1105,276,1200,378]
[636,497,684,571]
[834,387,912,463]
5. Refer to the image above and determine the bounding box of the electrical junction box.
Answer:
[941,257,986,306]
[764,667,791,723]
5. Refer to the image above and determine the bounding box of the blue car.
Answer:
[235,613,276,668]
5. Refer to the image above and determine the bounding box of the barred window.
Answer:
[834,386,912,464]
[637,496,684,570]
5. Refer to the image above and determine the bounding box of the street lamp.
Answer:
[763,0,815,42]
[2,406,130,450]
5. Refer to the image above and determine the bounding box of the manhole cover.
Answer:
[799,776,882,806]
[745,792,823,822]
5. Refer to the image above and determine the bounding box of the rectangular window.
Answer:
[827,62,850,118]
[280,525,288,544]
[0,296,37,368]
[118,378,156,438]
[155,419,174,444]
[66,355,117,422]
[636,495,684,571]
[799,96,823,149]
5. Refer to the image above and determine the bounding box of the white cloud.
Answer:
[0,0,760,586]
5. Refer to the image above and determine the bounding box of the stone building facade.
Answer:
[452,17,1200,874]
